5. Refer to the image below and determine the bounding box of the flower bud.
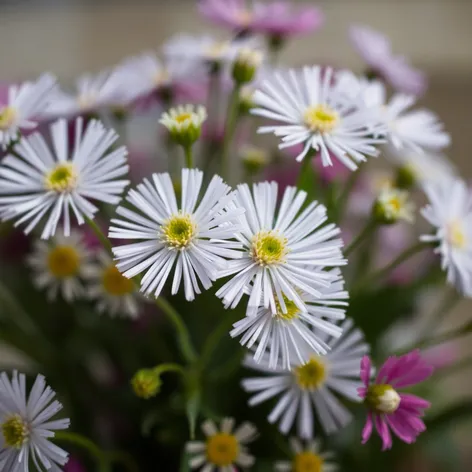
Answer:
[373,186,415,225]
[239,86,255,114]
[232,48,263,84]
[240,146,270,174]
[366,384,401,414]
[395,164,417,189]
[131,369,161,399]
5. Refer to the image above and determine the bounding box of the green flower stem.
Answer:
[336,167,363,223]
[85,217,197,365]
[354,241,427,291]
[221,84,242,180]
[153,362,186,377]
[296,154,313,190]
[183,145,194,168]
[344,218,377,257]
[421,289,461,340]
[106,451,140,472]
[416,320,472,351]
[154,297,198,364]
[84,217,113,256]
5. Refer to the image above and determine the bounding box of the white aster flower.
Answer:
[159,105,207,147]
[275,438,338,472]
[109,168,244,301]
[242,319,370,438]
[0,118,129,239]
[421,178,472,296]
[85,250,140,318]
[0,74,57,149]
[0,371,70,472]
[230,269,348,369]
[374,186,415,224]
[27,231,94,302]
[216,181,346,316]
[186,417,257,471]
[251,66,385,170]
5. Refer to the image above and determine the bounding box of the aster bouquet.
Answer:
[0,1,470,471]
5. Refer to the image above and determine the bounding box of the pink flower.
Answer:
[358,350,434,450]
[199,0,324,38]
[349,25,427,96]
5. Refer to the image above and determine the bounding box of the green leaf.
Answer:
[185,385,201,440]
[179,450,191,472]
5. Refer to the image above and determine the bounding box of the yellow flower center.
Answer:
[303,105,339,133]
[236,9,253,26]
[77,93,96,110]
[387,196,402,212]
[206,41,230,60]
[251,230,288,266]
[293,451,324,472]
[295,357,327,390]
[162,213,196,249]
[174,112,193,124]
[47,245,81,278]
[206,433,239,467]
[45,163,77,192]
[0,106,17,130]
[275,295,300,321]
[365,384,401,414]
[102,265,134,296]
[1,414,29,449]
[447,220,467,249]
[154,69,170,87]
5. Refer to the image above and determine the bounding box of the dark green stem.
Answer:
[84,217,113,256]
[421,289,461,339]
[296,155,313,190]
[183,145,194,168]
[337,168,363,223]
[344,218,377,257]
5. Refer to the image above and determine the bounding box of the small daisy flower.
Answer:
[230,269,348,370]
[349,24,427,96]
[159,105,207,147]
[186,417,257,471]
[216,181,346,316]
[275,438,338,472]
[0,370,70,472]
[373,186,415,225]
[420,178,472,296]
[359,350,434,450]
[232,47,265,84]
[0,118,129,239]
[85,250,140,318]
[242,319,370,438]
[109,168,244,301]
[27,231,93,302]
[0,74,57,149]
[251,66,385,170]
[199,0,324,38]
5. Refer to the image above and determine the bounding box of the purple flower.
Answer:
[199,0,324,38]
[358,350,434,450]
[349,25,427,96]
[65,457,86,472]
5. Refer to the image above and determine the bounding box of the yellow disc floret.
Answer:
[275,295,300,321]
[0,106,17,130]
[102,265,134,296]
[1,414,29,449]
[293,451,324,472]
[45,163,77,192]
[304,104,339,133]
[251,230,288,266]
[47,245,80,278]
[295,357,327,390]
[447,220,467,249]
[206,433,239,466]
[162,213,196,249]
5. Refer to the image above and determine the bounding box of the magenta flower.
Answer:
[199,0,324,38]
[349,25,427,96]
[358,350,434,450]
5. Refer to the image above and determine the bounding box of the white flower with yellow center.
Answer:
[0,74,57,148]
[373,186,415,224]
[242,319,370,438]
[186,417,257,471]
[231,269,348,369]
[216,182,346,316]
[0,118,129,239]
[421,178,472,296]
[109,168,244,301]
[159,105,207,147]
[251,66,385,170]
[85,250,140,318]
[275,438,338,472]
[27,231,94,302]
[0,371,70,472]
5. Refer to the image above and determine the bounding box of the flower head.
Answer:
[186,417,257,470]
[131,369,161,399]
[231,268,348,369]
[373,186,415,224]
[216,181,346,316]
[349,24,427,96]
[0,74,57,148]
[0,371,70,472]
[358,350,434,450]
[242,319,370,438]
[420,178,472,296]
[199,0,324,38]
[27,231,94,302]
[0,118,129,239]
[232,47,265,84]
[159,105,207,147]
[109,169,244,301]
[275,438,337,472]
[252,66,385,170]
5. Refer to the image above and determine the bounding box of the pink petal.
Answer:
[361,411,374,444]
[385,413,417,444]
[357,387,367,398]
[399,393,431,411]
[360,355,372,388]
[376,356,397,384]
[374,415,392,451]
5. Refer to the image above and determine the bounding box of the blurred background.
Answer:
[0,0,471,469]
